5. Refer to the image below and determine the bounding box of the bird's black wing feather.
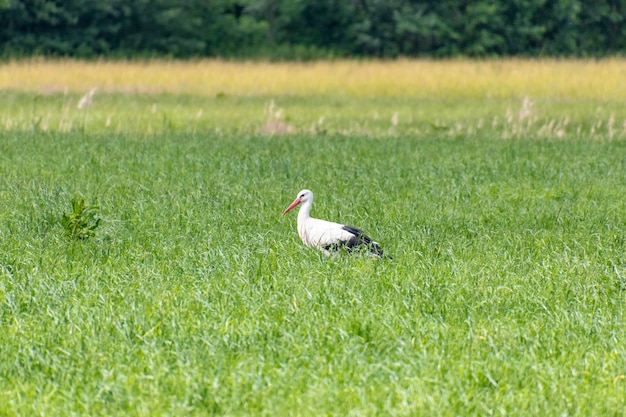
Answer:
[322,225,384,257]
[341,225,372,243]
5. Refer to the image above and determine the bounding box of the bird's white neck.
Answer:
[297,199,312,224]
[296,199,315,246]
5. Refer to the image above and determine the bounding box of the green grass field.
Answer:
[1,60,626,416]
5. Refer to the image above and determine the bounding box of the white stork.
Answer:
[282,189,385,257]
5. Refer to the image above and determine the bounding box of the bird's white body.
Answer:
[298,215,357,249]
[282,189,384,256]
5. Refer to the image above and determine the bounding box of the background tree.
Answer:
[0,0,625,59]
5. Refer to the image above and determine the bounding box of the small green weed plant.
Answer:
[60,197,101,240]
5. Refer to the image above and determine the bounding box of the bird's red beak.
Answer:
[282,198,301,216]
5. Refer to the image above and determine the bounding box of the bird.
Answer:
[282,189,385,257]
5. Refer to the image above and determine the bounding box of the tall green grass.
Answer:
[1,128,625,416]
[2,90,626,140]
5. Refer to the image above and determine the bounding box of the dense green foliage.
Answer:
[1,0,626,58]
[1,91,626,414]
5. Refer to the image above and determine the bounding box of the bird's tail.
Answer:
[369,242,386,258]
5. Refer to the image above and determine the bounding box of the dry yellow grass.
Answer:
[1,58,625,99]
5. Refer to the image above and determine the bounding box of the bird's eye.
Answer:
[299,194,305,198]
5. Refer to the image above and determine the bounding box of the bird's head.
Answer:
[282,189,313,215]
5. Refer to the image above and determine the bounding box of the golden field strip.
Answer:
[1,58,626,99]
[1,58,625,138]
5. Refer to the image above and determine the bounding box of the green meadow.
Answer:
[1,60,626,416]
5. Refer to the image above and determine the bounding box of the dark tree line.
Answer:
[1,0,625,59]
